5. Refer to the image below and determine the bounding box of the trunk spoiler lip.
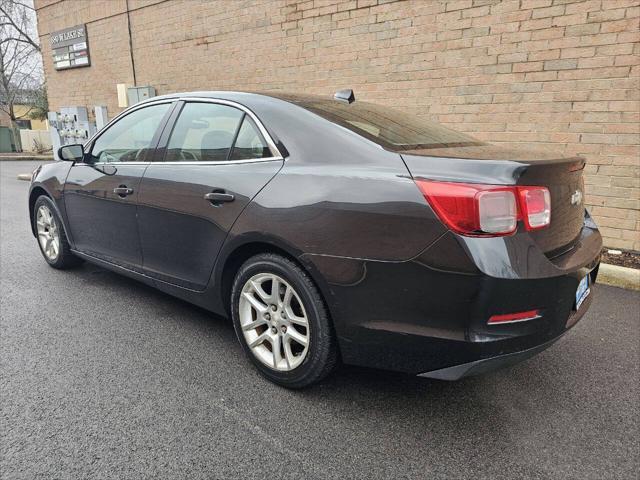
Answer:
[400,150,586,166]
[400,152,586,186]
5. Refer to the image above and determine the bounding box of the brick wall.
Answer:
[36,0,640,250]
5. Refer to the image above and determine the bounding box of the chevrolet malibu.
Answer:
[29,90,601,388]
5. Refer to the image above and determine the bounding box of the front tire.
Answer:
[33,195,83,269]
[231,253,338,388]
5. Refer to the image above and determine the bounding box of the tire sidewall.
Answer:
[231,254,330,387]
[33,195,68,268]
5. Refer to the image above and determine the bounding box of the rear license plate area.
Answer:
[575,274,590,311]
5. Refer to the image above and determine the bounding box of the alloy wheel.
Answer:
[239,273,310,371]
[36,205,60,261]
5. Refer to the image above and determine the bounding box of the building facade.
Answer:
[35,0,639,251]
[0,106,48,130]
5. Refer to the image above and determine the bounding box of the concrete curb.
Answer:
[598,263,640,291]
[1,155,54,162]
[17,174,31,181]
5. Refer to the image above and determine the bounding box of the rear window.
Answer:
[277,95,484,151]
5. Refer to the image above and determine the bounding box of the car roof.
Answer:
[141,90,332,109]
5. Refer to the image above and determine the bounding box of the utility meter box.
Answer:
[127,86,156,106]
[49,106,98,160]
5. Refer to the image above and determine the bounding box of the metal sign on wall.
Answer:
[50,24,90,70]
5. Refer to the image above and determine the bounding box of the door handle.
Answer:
[113,186,134,197]
[204,191,235,204]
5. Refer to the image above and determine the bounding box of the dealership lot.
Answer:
[1,161,638,479]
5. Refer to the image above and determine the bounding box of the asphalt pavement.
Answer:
[1,161,638,479]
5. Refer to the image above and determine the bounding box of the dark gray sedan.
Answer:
[29,90,601,388]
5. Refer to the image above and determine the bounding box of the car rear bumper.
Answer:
[418,287,594,380]
[301,217,602,377]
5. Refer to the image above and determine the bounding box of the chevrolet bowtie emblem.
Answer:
[571,190,583,205]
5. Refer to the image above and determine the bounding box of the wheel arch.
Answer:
[28,186,51,237]
[216,237,337,328]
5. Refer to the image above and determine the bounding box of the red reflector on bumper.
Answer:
[488,309,541,324]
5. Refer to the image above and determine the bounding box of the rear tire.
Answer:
[231,253,338,388]
[33,195,83,269]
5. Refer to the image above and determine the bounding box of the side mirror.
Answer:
[58,144,84,162]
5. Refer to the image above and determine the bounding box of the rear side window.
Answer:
[229,117,271,160]
[166,103,243,162]
[273,95,484,151]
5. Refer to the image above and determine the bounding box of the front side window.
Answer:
[165,103,243,162]
[90,103,170,163]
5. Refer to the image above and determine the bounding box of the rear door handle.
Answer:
[113,186,134,197]
[204,191,235,204]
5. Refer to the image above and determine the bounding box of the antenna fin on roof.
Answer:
[334,89,355,104]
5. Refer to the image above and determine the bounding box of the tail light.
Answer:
[415,180,550,237]
[518,187,551,230]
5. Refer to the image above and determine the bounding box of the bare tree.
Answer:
[0,0,42,152]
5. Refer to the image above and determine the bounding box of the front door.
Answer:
[63,102,173,268]
[137,101,283,290]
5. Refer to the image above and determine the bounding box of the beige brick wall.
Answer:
[36,0,640,250]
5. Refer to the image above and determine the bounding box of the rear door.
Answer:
[137,100,284,290]
[63,101,174,268]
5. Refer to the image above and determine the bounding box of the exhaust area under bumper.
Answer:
[417,334,564,380]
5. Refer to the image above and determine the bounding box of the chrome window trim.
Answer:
[76,162,153,167]
[88,157,282,167]
[175,97,283,161]
[144,157,282,166]
[83,96,284,166]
